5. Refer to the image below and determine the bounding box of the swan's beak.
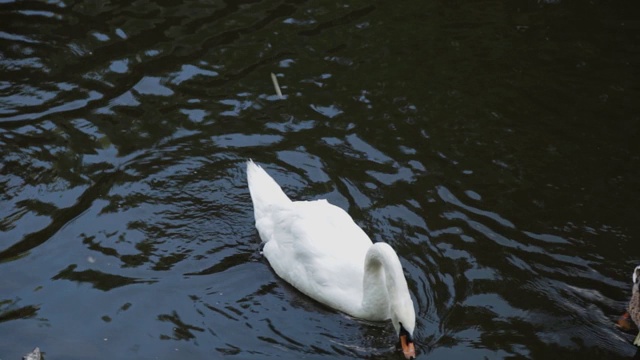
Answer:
[399,334,416,359]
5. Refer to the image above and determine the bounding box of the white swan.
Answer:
[247,160,417,359]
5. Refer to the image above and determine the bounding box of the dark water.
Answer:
[1,0,639,358]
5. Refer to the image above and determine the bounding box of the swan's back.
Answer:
[246,160,374,315]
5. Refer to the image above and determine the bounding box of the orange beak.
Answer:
[400,334,416,359]
[617,312,637,332]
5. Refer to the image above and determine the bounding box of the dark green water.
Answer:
[1,0,639,358]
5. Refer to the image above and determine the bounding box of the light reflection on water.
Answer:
[1,0,639,359]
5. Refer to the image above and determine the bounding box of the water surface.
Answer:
[1,0,639,359]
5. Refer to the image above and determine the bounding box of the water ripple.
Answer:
[1,0,639,359]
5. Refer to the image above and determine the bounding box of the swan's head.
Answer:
[391,299,416,359]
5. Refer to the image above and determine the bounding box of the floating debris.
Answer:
[23,347,41,360]
[270,72,283,99]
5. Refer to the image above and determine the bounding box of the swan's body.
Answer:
[247,160,416,358]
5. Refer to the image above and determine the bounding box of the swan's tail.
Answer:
[247,160,291,217]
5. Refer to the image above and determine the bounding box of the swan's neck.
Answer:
[360,242,411,321]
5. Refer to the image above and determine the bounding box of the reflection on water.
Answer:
[1,0,639,358]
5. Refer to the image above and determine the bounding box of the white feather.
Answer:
[246,160,416,337]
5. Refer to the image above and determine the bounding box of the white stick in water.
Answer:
[270,73,283,99]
